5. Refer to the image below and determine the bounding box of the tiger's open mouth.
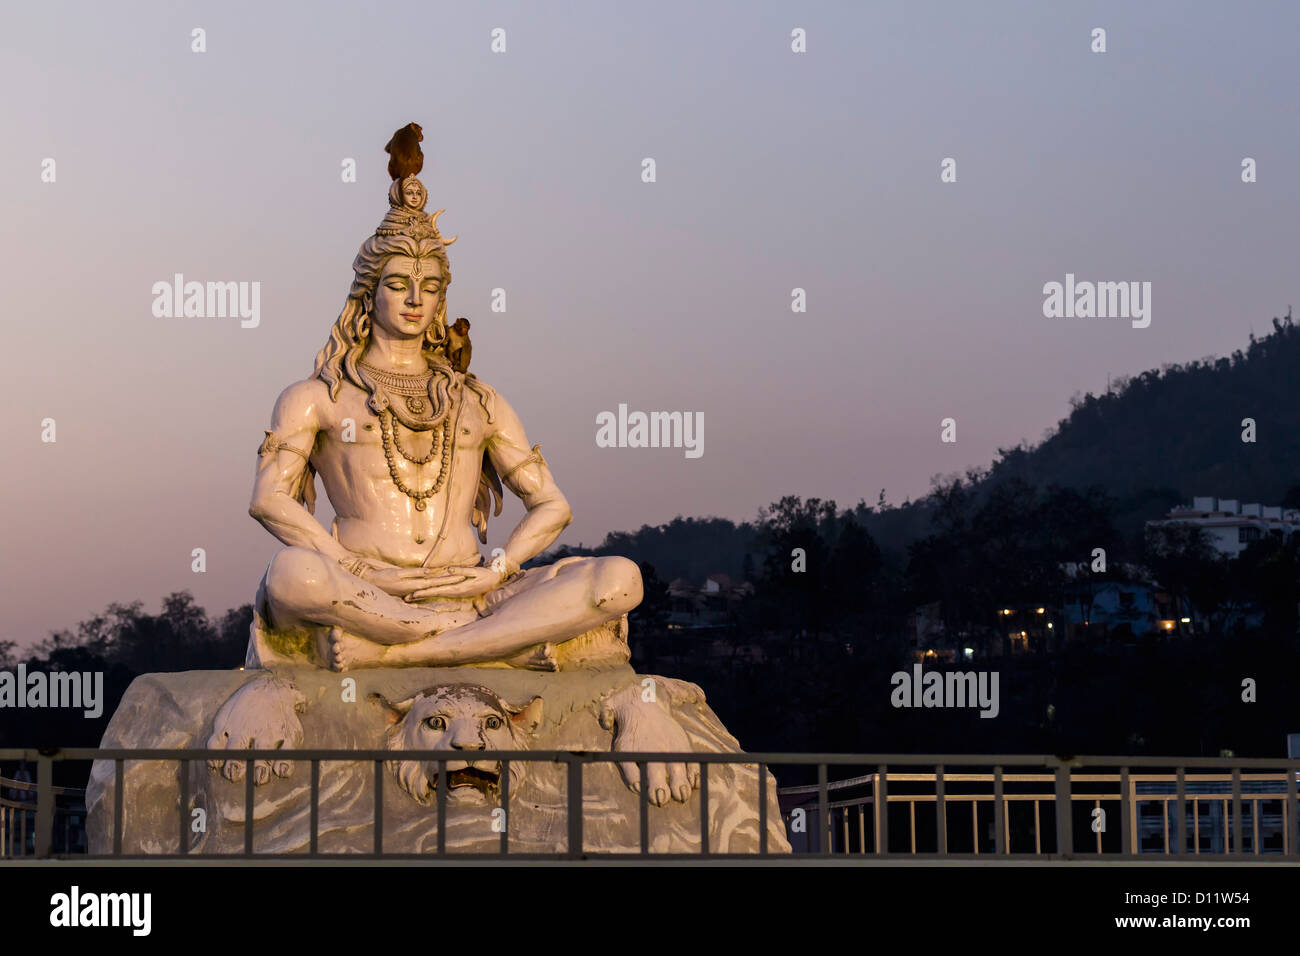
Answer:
[436,763,501,796]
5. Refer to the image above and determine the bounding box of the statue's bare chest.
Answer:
[314,389,486,478]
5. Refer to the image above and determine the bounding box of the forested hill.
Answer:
[560,310,1300,579]
[982,309,1300,520]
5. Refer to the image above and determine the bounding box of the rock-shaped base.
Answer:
[87,665,791,855]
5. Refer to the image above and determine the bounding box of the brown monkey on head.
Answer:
[385,123,423,181]
[444,318,472,373]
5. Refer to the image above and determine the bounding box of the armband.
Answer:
[259,430,312,462]
[500,444,547,485]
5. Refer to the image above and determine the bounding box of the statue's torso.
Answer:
[310,379,491,569]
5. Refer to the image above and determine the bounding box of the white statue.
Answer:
[248,170,642,673]
[89,127,790,853]
[213,125,701,806]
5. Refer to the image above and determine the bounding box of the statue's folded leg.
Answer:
[332,555,641,670]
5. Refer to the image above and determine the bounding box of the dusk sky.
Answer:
[1,0,1296,647]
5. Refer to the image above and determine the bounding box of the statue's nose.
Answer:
[448,725,485,750]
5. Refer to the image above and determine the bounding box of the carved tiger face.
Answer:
[371,684,543,806]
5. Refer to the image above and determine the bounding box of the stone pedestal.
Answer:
[86,663,791,855]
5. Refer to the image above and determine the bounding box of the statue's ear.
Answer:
[508,696,544,735]
[368,692,416,727]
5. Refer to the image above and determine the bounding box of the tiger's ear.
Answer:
[369,692,417,727]
[508,696,543,735]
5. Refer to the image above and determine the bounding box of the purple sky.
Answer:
[1,0,1296,647]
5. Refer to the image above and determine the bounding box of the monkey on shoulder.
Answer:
[444,317,472,373]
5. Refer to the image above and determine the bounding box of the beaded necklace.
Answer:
[358,361,454,511]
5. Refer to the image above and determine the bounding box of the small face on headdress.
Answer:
[401,176,428,211]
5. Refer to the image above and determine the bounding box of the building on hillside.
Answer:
[666,573,754,628]
[1059,580,1168,638]
[1145,496,1300,559]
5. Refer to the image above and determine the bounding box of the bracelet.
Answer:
[338,555,373,578]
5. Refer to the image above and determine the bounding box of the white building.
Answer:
[1145,496,1300,558]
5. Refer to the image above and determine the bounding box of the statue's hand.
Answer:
[363,566,466,599]
[405,565,502,601]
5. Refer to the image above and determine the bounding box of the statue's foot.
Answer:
[506,642,558,672]
[327,626,389,671]
[206,675,307,785]
[600,680,699,808]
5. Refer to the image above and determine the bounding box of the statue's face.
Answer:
[402,180,424,208]
[371,256,442,340]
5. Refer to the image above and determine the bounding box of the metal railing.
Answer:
[2,749,1297,861]
[1,773,86,857]
[783,765,1298,857]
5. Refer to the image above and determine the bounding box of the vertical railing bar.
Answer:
[994,766,1005,856]
[436,761,447,856]
[113,759,124,856]
[972,799,979,855]
[817,764,829,855]
[1287,762,1299,859]
[858,803,866,855]
[309,759,320,857]
[1094,799,1102,854]
[875,765,888,855]
[244,760,254,857]
[841,807,849,854]
[179,758,189,856]
[1033,799,1041,855]
[757,763,767,856]
[910,799,916,854]
[373,759,383,855]
[1192,797,1199,854]
[1054,762,1071,858]
[1005,795,1011,853]
[1221,797,1228,855]
[499,759,510,856]
[639,762,649,855]
[35,754,53,859]
[1163,798,1169,854]
[566,755,583,859]
[935,764,947,856]
[1175,767,1186,857]
[699,762,710,856]
[1120,767,1132,856]
[1252,798,1259,855]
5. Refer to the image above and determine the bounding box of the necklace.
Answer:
[378,408,453,510]
[359,360,435,417]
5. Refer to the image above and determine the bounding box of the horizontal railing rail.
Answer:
[1,749,1296,862]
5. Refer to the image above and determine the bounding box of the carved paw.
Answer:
[600,677,699,807]
[206,675,307,785]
